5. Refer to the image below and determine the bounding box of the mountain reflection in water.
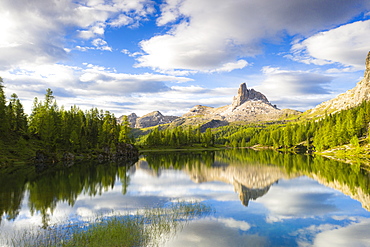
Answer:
[1,149,370,246]
[139,149,370,210]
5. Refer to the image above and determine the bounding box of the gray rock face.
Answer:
[183,83,295,122]
[134,111,179,128]
[127,113,138,128]
[307,51,370,117]
[232,83,271,109]
[182,105,215,118]
[119,111,179,128]
[120,82,299,129]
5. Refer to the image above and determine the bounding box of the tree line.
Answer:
[220,100,370,151]
[3,74,369,156]
[134,99,370,152]
[0,78,131,159]
[140,125,215,148]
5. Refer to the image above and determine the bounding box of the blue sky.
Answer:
[1,0,370,117]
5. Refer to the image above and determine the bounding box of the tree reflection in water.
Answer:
[1,149,370,228]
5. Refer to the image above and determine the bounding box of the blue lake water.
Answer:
[1,149,370,246]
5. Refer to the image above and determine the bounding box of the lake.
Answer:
[1,149,370,246]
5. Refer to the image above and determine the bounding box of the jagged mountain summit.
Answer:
[305,51,370,117]
[231,83,271,109]
[120,83,299,129]
[125,111,179,128]
[183,83,298,122]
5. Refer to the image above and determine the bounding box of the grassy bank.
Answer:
[3,201,212,247]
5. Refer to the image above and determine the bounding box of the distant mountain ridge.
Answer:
[182,82,299,122]
[305,51,370,118]
[121,51,370,128]
[120,83,299,128]
[126,111,179,128]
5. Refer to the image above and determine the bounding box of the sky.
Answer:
[1,0,370,117]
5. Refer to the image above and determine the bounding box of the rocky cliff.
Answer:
[305,51,370,117]
[183,83,298,122]
[126,111,179,128]
[119,82,299,129]
[231,83,271,109]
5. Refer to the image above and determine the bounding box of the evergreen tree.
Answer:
[119,115,132,143]
[8,93,27,135]
[28,89,61,150]
[0,78,10,138]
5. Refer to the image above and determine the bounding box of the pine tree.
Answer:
[0,78,10,138]
[28,89,61,150]
[119,115,131,143]
[9,93,27,135]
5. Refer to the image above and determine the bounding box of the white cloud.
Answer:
[257,67,333,95]
[254,67,334,110]
[92,38,112,51]
[313,219,370,247]
[0,63,193,115]
[0,0,155,69]
[256,177,340,221]
[75,38,113,51]
[209,60,249,73]
[163,219,267,247]
[218,217,251,231]
[109,14,134,27]
[156,0,183,26]
[290,20,370,70]
[137,0,370,73]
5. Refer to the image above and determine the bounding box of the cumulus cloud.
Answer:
[136,0,370,73]
[0,63,193,115]
[75,38,113,51]
[257,177,339,221]
[163,219,267,247]
[1,62,238,117]
[289,20,370,70]
[254,67,334,110]
[209,60,250,73]
[258,67,333,95]
[313,219,370,247]
[0,0,155,69]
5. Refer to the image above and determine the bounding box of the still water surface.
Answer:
[1,149,370,246]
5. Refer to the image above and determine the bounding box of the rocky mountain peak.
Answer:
[145,110,163,118]
[231,83,270,110]
[365,51,370,81]
[182,83,295,122]
[127,113,138,128]
[306,51,370,117]
[130,111,179,128]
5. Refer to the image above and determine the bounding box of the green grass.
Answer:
[57,217,144,247]
[3,201,212,247]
